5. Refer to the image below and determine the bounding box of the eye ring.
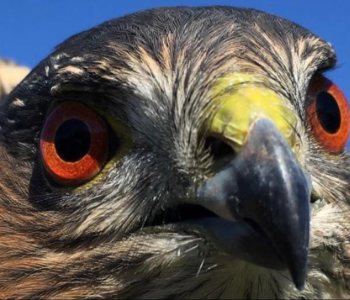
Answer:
[40,102,108,185]
[308,76,350,153]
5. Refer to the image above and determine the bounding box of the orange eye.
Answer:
[308,76,350,153]
[40,102,108,185]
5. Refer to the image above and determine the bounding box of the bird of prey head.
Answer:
[0,6,349,299]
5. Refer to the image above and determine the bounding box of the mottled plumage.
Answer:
[0,6,349,299]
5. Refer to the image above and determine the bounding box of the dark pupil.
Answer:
[316,91,341,134]
[55,119,91,162]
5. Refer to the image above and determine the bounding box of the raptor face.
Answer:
[0,6,350,299]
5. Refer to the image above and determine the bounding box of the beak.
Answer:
[189,74,312,290]
[196,118,311,290]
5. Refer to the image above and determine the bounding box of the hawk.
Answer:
[0,6,349,299]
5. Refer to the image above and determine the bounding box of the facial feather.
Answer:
[0,6,349,299]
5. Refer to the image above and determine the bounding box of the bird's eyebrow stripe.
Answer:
[58,65,85,76]
[304,40,337,73]
[318,56,337,72]
[49,61,125,96]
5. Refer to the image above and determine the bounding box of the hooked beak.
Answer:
[186,74,312,290]
[196,118,311,290]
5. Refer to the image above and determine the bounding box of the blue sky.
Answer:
[1,1,350,145]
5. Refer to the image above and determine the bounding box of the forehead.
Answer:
[0,6,337,158]
[47,7,335,103]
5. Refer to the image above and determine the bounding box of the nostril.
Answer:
[205,136,236,171]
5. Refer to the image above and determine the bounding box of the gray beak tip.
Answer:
[196,118,311,290]
[288,251,308,291]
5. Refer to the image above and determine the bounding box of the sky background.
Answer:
[1,1,350,146]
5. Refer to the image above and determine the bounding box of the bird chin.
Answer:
[145,212,287,272]
[144,200,327,275]
[179,216,287,271]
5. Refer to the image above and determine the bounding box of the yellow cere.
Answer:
[209,74,296,152]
